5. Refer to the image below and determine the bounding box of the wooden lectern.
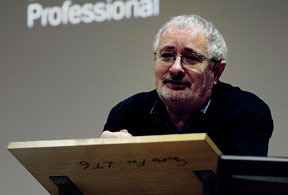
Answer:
[8,133,221,195]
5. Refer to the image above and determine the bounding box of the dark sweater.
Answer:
[104,81,273,156]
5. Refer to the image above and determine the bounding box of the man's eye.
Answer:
[185,55,199,61]
[161,53,174,58]
[183,55,201,65]
[160,53,174,60]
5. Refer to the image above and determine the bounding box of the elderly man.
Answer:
[101,15,273,156]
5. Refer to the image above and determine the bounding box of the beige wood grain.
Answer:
[8,133,221,195]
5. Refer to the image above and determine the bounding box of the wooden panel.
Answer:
[8,133,221,195]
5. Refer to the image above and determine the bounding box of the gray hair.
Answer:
[153,15,227,61]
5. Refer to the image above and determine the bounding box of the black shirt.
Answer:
[104,82,273,156]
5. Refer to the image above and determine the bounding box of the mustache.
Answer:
[162,76,191,86]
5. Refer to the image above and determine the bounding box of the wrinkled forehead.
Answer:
[158,27,209,56]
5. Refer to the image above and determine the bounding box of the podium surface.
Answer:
[8,133,221,195]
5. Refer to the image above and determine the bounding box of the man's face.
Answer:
[154,27,219,111]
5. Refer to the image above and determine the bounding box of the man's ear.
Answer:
[213,60,226,85]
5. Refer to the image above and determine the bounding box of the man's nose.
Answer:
[169,55,185,75]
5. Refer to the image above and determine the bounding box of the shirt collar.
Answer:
[150,97,211,115]
[150,98,161,116]
[200,98,211,114]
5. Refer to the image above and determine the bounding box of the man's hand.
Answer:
[100,129,133,138]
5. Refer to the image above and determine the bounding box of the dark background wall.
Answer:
[1,0,288,194]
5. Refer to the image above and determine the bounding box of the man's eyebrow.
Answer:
[159,46,200,54]
[183,47,198,53]
[159,46,175,53]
